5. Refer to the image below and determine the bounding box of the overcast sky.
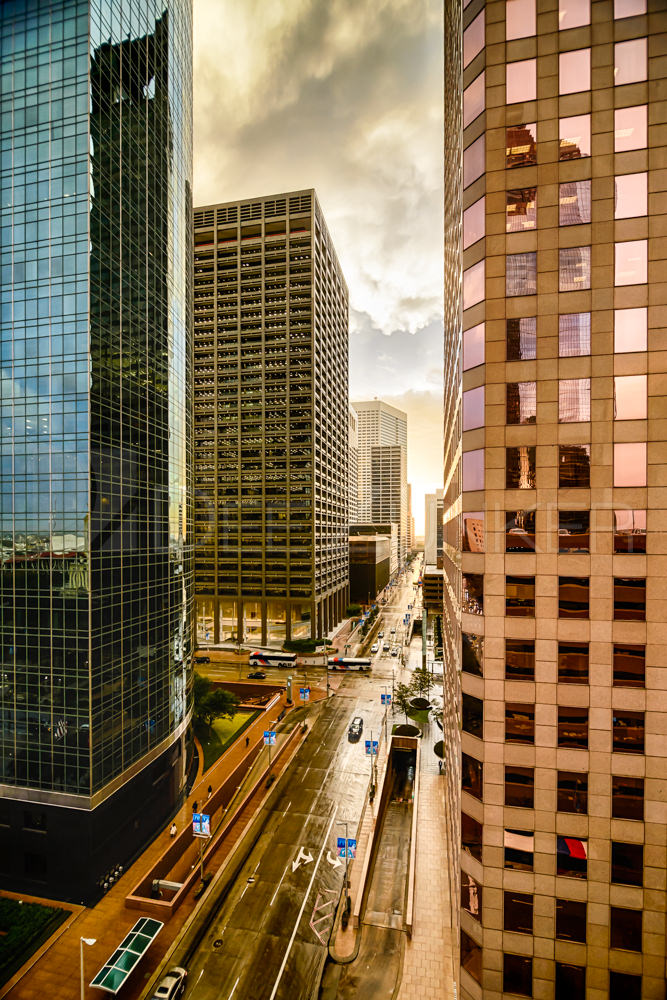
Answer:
[193,0,444,533]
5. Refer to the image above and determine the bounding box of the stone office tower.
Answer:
[444,1,667,997]
[193,190,349,647]
[0,0,193,901]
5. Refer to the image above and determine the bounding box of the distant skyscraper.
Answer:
[193,190,349,646]
[0,0,193,902]
[424,489,444,566]
[349,405,359,524]
[406,483,415,553]
[354,400,408,564]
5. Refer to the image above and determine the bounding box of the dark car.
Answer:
[194,655,210,664]
[247,670,266,680]
[348,717,363,742]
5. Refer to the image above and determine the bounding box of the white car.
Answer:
[151,968,188,1000]
[371,642,379,653]
[390,627,396,635]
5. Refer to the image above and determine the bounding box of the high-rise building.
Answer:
[446,2,667,997]
[193,190,349,647]
[406,482,415,554]
[424,489,445,566]
[354,399,408,563]
[0,0,193,902]
[349,405,359,524]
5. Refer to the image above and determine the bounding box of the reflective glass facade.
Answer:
[0,0,192,898]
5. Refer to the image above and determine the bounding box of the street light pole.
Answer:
[336,820,349,911]
[80,937,96,1000]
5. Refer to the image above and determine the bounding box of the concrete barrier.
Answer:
[404,739,421,936]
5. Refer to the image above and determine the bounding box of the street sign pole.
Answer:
[336,820,349,909]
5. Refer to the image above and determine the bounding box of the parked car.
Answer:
[194,655,210,664]
[151,968,188,1000]
[371,642,379,653]
[247,670,266,680]
[348,716,363,742]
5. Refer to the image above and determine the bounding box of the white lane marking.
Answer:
[283,800,292,814]
[269,865,288,906]
[227,976,240,999]
[301,766,310,783]
[268,810,338,1000]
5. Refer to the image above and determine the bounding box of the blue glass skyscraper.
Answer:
[0,0,193,901]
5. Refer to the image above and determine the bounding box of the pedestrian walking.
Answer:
[245,735,250,748]
[169,823,177,838]
[207,784,212,799]
[192,800,198,813]
[438,760,443,774]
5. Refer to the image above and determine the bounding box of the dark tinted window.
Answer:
[505,640,535,680]
[556,963,585,1000]
[461,930,482,984]
[610,907,642,951]
[613,578,646,621]
[613,711,644,753]
[504,890,533,934]
[462,812,483,863]
[462,632,484,676]
[611,841,643,886]
[461,872,483,922]
[557,771,588,813]
[613,644,645,687]
[503,954,532,997]
[557,836,587,878]
[23,810,47,832]
[506,510,536,550]
[559,444,590,487]
[462,752,483,800]
[504,829,534,871]
[463,693,484,739]
[558,642,589,683]
[463,573,484,615]
[506,575,535,617]
[505,703,535,744]
[506,316,537,360]
[613,509,646,552]
[556,899,587,942]
[558,511,589,552]
[612,775,644,820]
[558,708,588,749]
[507,446,536,489]
[507,382,537,424]
[505,766,534,808]
[558,576,589,618]
[610,972,641,1000]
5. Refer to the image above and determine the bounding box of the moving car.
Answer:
[391,647,399,657]
[371,642,379,653]
[348,717,363,741]
[383,642,390,652]
[378,631,384,638]
[390,628,396,635]
[194,655,210,664]
[151,968,188,1000]
[247,670,266,680]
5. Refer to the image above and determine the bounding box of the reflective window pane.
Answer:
[464,196,486,249]
[615,38,647,85]
[504,828,534,870]
[610,908,642,952]
[505,704,535,744]
[507,317,537,360]
[505,766,534,807]
[460,930,482,983]
[464,10,485,68]
[613,578,646,622]
[558,511,590,552]
[559,444,590,487]
[613,510,646,554]
[506,510,536,551]
[462,633,484,676]
[560,49,590,95]
[463,511,485,552]
[507,188,537,232]
[558,642,589,682]
[613,709,644,750]
[614,105,647,151]
[462,813,483,862]
[614,0,646,15]
[463,573,484,615]
[556,964,586,1000]
[463,386,485,431]
[611,841,643,886]
[463,322,485,370]
[503,955,533,998]
[558,577,590,619]
[615,173,648,219]
[463,693,483,738]
[507,446,536,489]
[557,835,588,877]
[506,0,536,39]
[559,378,590,422]
[613,642,645,686]
[612,773,644,819]
[614,442,646,487]
[464,134,485,188]
[559,247,591,291]
[614,307,647,353]
[559,114,591,159]
[559,313,590,357]
[615,240,647,286]
[505,640,535,680]
[558,770,588,811]
[462,752,484,800]
[506,123,537,168]
[506,575,535,617]
[507,59,537,104]
[463,259,485,310]
[559,0,590,29]
[461,871,483,920]
[559,180,591,225]
[614,375,647,420]
[507,252,537,296]
[463,449,485,491]
[556,899,587,941]
[507,382,537,424]
[504,890,534,933]
[464,72,485,128]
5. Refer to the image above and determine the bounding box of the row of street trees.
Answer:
[393,664,435,722]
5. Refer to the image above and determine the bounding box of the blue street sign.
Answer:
[299,687,310,701]
[336,837,357,859]
[192,813,210,838]
[381,693,392,705]
[264,730,276,746]
[364,740,379,755]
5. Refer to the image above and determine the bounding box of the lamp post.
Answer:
[382,685,390,742]
[80,937,96,1000]
[336,819,349,911]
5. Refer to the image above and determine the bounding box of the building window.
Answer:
[611,841,643,886]
[462,812,483,862]
[507,188,537,232]
[464,10,485,68]
[463,449,485,491]
[505,703,535,744]
[557,836,587,878]
[463,632,484,676]
[507,59,537,103]
[559,576,589,618]
[559,378,590,422]
[505,765,534,808]
[504,891,533,934]
[560,49,590,95]
[556,899,587,942]
[558,510,589,552]
[559,114,590,159]
[461,872,482,922]
[503,954,532,998]
[613,442,646,487]
[559,444,590,487]
[558,641,589,683]
[507,252,537,296]
[463,573,484,615]
[464,72,485,128]
[613,577,646,620]
[614,105,647,151]
[507,446,537,489]
[556,964,586,1000]
[610,972,642,1000]
[463,259,485,310]
[610,907,642,951]
[506,510,536,551]
[613,711,644,753]
[463,511,485,553]
[559,312,590,357]
[612,775,644,820]
[507,123,537,168]
[23,811,47,832]
[463,386,485,431]
[559,0,590,28]
[507,317,537,360]
[614,375,647,420]
[613,643,645,687]
[615,173,648,218]
[614,0,646,16]
[505,640,535,680]
[464,134,485,188]
[614,307,647,353]
[461,930,482,984]
[559,180,591,226]
[558,708,589,749]
[463,197,485,249]
[614,510,646,553]
[504,829,534,870]
[463,693,484,739]
[462,753,484,800]
[559,247,591,291]
[557,771,588,813]
[506,0,536,38]
[463,321,485,370]
[615,240,647,286]
[506,382,537,424]
[614,38,647,85]
[506,575,535,617]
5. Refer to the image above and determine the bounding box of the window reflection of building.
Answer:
[506,124,537,168]
[463,514,485,552]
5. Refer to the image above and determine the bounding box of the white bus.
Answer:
[248,651,297,669]
[328,656,372,673]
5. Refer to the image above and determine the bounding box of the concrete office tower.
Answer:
[0,0,193,901]
[406,483,415,553]
[424,488,445,566]
[446,1,667,998]
[370,444,408,564]
[193,190,349,646]
[349,405,359,524]
[354,399,408,564]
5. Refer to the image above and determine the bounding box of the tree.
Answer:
[193,672,240,729]
[410,664,432,700]
[394,682,413,723]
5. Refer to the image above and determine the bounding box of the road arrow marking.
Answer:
[326,851,342,870]
[292,846,314,872]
